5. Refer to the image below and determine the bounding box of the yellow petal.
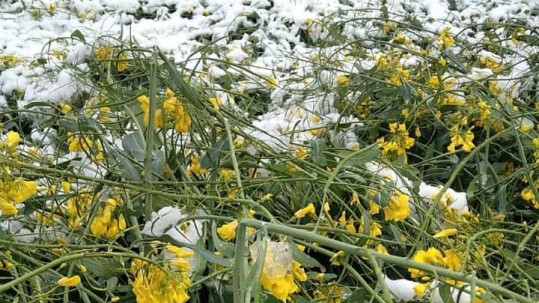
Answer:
[433,228,458,238]
[58,275,81,287]
[294,203,316,218]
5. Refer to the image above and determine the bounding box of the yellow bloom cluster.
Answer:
[137,88,191,133]
[437,27,455,50]
[313,282,344,303]
[1,130,21,160]
[408,247,461,280]
[447,125,475,153]
[131,246,193,303]
[0,177,37,215]
[377,123,415,163]
[521,180,539,209]
[216,220,238,241]
[67,133,104,162]
[90,198,127,239]
[251,241,307,302]
[0,251,13,270]
[66,190,94,229]
[383,190,411,222]
[0,54,20,68]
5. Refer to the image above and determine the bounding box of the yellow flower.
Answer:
[78,265,87,273]
[438,27,454,50]
[0,178,37,215]
[294,203,316,218]
[433,228,458,238]
[337,75,349,85]
[217,220,239,241]
[368,200,380,214]
[376,244,388,255]
[188,155,208,175]
[267,76,278,89]
[443,249,461,271]
[377,123,415,163]
[166,245,194,259]
[383,190,410,222]
[61,181,71,193]
[6,131,21,149]
[90,198,126,239]
[330,251,346,266]
[58,275,81,287]
[61,103,72,114]
[131,260,190,303]
[414,282,430,296]
[295,146,308,160]
[95,47,111,61]
[68,135,94,153]
[408,248,444,279]
[219,169,235,181]
[448,125,475,153]
[117,52,129,72]
[208,96,221,110]
[252,241,306,302]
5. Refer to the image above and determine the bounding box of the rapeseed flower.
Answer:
[216,220,238,241]
[383,190,410,222]
[58,275,81,287]
[294,203,315,218]
[251,240,306,302]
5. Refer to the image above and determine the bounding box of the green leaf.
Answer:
[71,29,86,42]
[81,258,122,279]
[158,51,202,109]
[200,134,230,169]
[151,150,165,180]
[439,284,455,303]
[106,277,118,292]
[291,241,321,268]
[59,118,99,133]
[344,289,367,303]
[309,139,327,167]
[122,132,146,160]
[109,149,141,181]
[337,145,381,168]
[496,184,507,213]
[399,83,411,102]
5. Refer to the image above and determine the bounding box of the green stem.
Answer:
[143,51,158,219]
[233,223,248,303]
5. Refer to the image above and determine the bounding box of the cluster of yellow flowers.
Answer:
[250,240,307,302]
[383,190,411,222]
[95,46,129,72]
[66,189,93,228]
[67,133,104,162]
[130,245,193,303]
[447,124,475,153]
[137,88,191,132]
[90,198,127,239]
[377,123,415,163]
[0,251,13,270]
[0,131,37,215]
